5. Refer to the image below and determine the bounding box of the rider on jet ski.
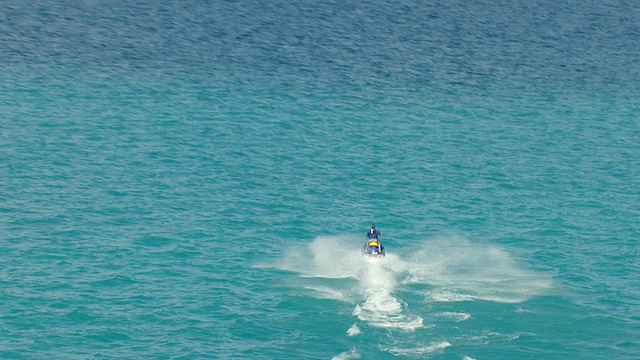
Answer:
[366,224,382,254]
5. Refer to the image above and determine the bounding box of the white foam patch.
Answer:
[425,291,528,304]
[331,348,360,360]
[425,291,476,302]
[436,312,471,322]
[347,323,360,336]
[463,356,476,360]
[303,286,351,302]
[477,330,535,342]
[386,341,451,356]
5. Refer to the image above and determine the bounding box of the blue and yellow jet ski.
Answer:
[362,237,386,257]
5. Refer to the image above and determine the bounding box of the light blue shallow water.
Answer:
[1,1,639,359]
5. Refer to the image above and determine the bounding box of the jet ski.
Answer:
[362,237,386,258]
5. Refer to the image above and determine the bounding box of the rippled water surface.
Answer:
[2,1,639,359]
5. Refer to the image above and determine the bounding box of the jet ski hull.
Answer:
[362,241,386,257]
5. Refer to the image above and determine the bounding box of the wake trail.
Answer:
[273,234,553,358]
[275,236,424,331]
[353,254,424,330]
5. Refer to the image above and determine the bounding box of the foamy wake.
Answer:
[402,236,554,304]
[352,255,424,330]
[274,235,552,356]
[347,324,360,336]
[304,286,351,302]
[436,312,471,322]
[275,236,424,331]
[331,348,360,360]
[385,341,451,356]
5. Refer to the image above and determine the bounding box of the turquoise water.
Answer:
[2,1,639,359]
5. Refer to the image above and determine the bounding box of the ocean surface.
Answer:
[1,1,639,359]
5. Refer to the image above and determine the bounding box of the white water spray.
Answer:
[402,236,553,303]
[276,236,424,330]
[275,235,553,337]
